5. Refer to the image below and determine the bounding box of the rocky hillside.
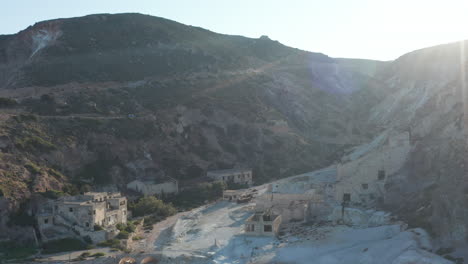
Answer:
[367,41,468,246]
[0,13,385,240]
[1,12,467,250]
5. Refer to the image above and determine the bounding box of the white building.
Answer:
[207,168,253,186]
[37,192,127,243]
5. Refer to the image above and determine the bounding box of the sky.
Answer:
[2,0,468,60]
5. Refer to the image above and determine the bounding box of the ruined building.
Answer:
[244,211,282,236]
[127,176,179,197]
[335,131,410,207]
[207,168,253,186]
[37,192,127,243]
[255,193,326,223]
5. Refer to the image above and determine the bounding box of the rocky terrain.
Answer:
[0,12,467,254]
[0,13,382,241]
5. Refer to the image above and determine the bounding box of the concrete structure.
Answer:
[269,167,337,202]
[244,211,282,236]
[255,193,325,223]
[335,131,411,207]
[222,190,246,202]
[207,168,253,186]
[37,192,127,243]
[127,176,178,197]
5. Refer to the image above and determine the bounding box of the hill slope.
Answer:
[0,13,382,240]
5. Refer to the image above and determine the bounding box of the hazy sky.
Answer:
[3,0,468,60]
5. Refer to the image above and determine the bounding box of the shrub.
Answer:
[0,97,17,107]
[15,135,56,152]
[165,181,225,209]
[97,239,120,248]
[90,252,105,258]
[77,252,91,260]
[0,242,37,260]
[42,238,87,254]
[83,236,93,244]
[47,168,64,179]
[131,196,177,218]
[116,230,129,239]
[125,222,136,233]
[116,223,126,231]
[24,162,41,174]
[39,190,66,199]
[132,236,143,241]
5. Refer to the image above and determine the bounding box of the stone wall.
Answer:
[245,213,282,236]
[255,193,321,223]
[127,180,178,196]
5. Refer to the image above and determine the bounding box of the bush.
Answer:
[116,230,129,239]
[125,222,136,233]
[83,236,93,244]
[97,239,120,248]
[0,242,37,260]
[90,252,105,258]
[116,223,126,231]
[39,190,66,199]
[76,252,91,260]
[131,196,177,217]
[0,97,17,107]
[132,236,143,241]
[165,181,225,209]
[42,238,87,254]
[15,135,56,152]
[24,162,41,174]
[94,224,104,231]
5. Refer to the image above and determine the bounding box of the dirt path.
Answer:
[131,211,189,253]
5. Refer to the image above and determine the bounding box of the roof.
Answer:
[207,168,252,175]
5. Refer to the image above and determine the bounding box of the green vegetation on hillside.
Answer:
[130,196,177,217]
[42,238,87,254]
[165,181,225,209]
[0,242,37,260]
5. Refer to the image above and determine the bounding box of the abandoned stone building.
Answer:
[127,176,178,197]
[244,211,282,236]
[223,189,246,202]
[207,168,253,186]
[255,193,326,223]
[36,192,127,243]
[335,131,410,207]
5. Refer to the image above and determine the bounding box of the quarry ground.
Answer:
[32,175,459,264]
[140,200,452,264]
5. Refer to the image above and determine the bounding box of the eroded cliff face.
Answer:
[369,41,468,246]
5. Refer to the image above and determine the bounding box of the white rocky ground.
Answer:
[149,200,452,264]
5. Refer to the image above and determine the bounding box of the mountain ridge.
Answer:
[1,12,466,249]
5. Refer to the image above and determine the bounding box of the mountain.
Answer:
[3,13,466,249]
[0,13,383,240]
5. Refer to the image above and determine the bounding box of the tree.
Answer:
[131,196,176,217]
